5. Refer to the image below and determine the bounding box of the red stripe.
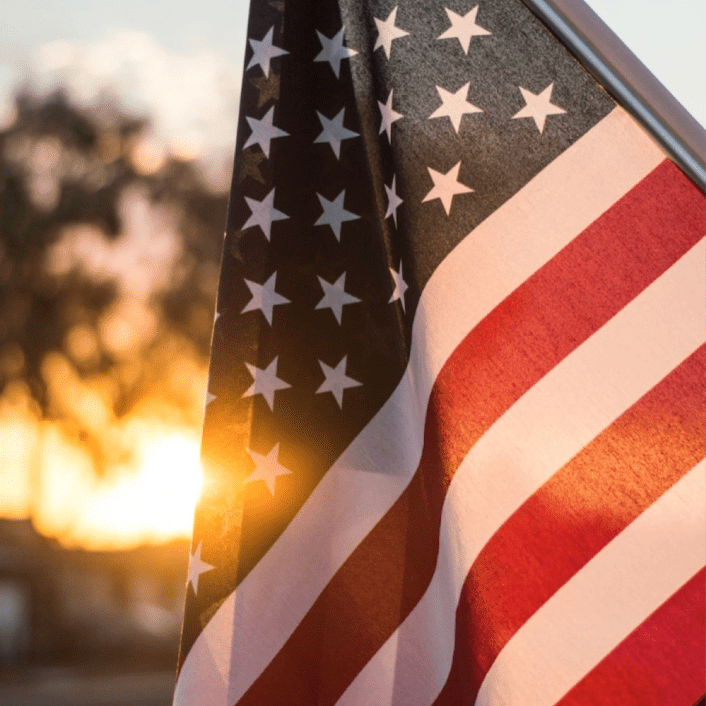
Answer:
[557,569,706,706]
[237,161,706,706]
[433,345,706,706]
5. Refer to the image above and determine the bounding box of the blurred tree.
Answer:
[0,88,229,479]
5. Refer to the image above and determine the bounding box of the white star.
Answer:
[242,188,289,240]
[389,262,409,311]
[422,161,473,215]
[315,26,358,78]
[242,357,291,411]
[314,108,359,159]
[247,26,288,77]
[316,356,362,407]
[205,391,217,407]
[378,90,404,142]
[316,273,361,324]
[512,83,566,133]
[429,83,482,133]
[243,106,289,158]
[385,175,403,226]
[242,272,290,325]
[187,542,214,595]
[374,7,410,59]
[246,443,291,496]
[438,6,491,54]
[315,190,359,240]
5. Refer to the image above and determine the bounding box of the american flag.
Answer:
[174,0,706,704]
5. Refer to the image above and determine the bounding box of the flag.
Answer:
[174,0,706,704]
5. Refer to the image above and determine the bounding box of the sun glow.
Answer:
[69,433,203,550]
[0,381,204,550]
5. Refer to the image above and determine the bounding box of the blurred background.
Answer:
[0,2,248,703]
[0,1,703,705]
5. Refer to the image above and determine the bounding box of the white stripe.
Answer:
[173,108,663,705]
[173,603,235,706]
[478,460,706,706]
[337,239,706,706]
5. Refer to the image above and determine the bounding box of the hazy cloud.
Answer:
[8,30,242,165]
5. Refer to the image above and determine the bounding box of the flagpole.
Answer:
[522,0,706,191]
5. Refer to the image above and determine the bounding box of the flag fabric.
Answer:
[174,0,706,704]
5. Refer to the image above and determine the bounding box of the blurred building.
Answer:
[0,518,188,670]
